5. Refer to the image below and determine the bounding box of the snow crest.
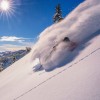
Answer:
[31,0,100,71]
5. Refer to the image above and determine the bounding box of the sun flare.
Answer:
[0,0,10,11]
[0,0,16,19]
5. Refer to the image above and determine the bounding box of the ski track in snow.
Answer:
[14,47,100,100]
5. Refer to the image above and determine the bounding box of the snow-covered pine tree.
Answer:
[53,4,63,23]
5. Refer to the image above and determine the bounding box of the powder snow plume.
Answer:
[31,0,100,71]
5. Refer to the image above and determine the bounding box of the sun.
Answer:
[0,0,16,19]
[0,0,10,11]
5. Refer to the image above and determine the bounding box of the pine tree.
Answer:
[53,4,63,23]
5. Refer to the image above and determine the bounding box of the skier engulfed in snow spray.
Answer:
[33,37,77,72]
[45,37,77,60]
[62,37,77,51]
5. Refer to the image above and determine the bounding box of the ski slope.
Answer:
[0,35,100,100]
[0,0,100,100]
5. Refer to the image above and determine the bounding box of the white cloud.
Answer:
[0,44,26,52]
[0,36,27,42]
[0,36,35,52]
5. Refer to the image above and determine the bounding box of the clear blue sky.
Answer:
[0,0,84,51]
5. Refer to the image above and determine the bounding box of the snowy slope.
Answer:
[18,37,100,100]
[0,0,100,100]
[0,35,100,100]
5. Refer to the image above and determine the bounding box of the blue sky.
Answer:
[0,0,84,51]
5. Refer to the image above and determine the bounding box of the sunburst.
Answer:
[0,0,10,11]
[0,0,16,19]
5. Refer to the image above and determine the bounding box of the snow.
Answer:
[18,42,100,100]
[0,0,100,100]
[31,0,100,71]
[0,35,100,100]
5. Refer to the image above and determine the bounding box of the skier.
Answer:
[44,37,77,62]
[63,37,70,42]
[33,37,77,71]
[63,37,77,51]
[52,37,77,52]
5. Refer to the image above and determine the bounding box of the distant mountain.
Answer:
[0,48,31,70]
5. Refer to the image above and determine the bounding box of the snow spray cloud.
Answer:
[31,0,100,71]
